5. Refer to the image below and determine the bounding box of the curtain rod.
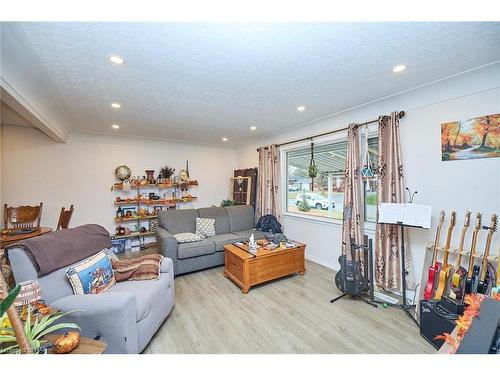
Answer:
[257,111,405,151]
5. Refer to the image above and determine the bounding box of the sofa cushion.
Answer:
[198,207,230,234]
[177,239,216,259]
[225,205,255,232]
[209,233,244,252]
[232,229,268,241]
[195,217,216,238]
[173,232,202,243]
[158,209,199,234]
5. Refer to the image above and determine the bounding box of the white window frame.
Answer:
[281,123,378,233]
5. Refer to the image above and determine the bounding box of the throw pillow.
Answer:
[195,217,216,238]
[66,250,116,295]
[173,232,202,243]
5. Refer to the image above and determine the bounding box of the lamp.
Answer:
[14,280,41,307]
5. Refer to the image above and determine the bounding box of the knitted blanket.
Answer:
[111,254,164,282]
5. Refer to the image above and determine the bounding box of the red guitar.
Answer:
[424,210,446,300]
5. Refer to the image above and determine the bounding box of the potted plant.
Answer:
[0,305,80,354]
[160,166,175,183]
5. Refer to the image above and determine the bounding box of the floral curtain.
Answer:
[342,124,364,260]
[375,112,415,289]
[256,145,282,223]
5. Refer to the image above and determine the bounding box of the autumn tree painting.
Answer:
[441,113,500,161]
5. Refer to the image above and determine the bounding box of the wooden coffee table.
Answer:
[223,242,306,293]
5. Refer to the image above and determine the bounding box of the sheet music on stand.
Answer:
[378,203,432,229]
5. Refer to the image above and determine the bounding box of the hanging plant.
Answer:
[308,141,318,178]
[361,125,375,179]
[308,140,318,191]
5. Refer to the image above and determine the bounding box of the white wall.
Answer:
[237,63,500,289]
[1,126,238,234]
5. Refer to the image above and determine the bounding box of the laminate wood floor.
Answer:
[144,260,434,354]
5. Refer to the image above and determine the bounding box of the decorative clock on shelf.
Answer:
[178,169,189,183]
[115,165,132,181]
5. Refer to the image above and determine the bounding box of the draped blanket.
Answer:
[6,224,111,277]
[112,254,164,282]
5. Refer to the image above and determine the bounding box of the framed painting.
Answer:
[441,113,500,161]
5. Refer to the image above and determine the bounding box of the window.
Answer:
[285,136,379,222]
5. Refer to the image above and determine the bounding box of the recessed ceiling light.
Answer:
[222,137,228,142]
[392,64,406,73]
[111,102,121,109]
[109,55,124,64]
[297,106,306,112]
[250,126,257,130]
[112,124,120,129]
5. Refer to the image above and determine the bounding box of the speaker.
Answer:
[419,300,458,349]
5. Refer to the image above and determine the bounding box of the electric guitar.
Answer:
[449,211,471,302]
[477,214,497,295]
[434,211,456,300]
[464,213,482,294]
[423,210,446,300]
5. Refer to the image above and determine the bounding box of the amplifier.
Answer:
[419,299,458,349]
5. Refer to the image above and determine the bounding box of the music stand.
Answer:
[377,221,422,327]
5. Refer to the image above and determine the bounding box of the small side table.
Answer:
[44,334,107,354]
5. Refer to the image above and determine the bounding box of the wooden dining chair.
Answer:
[4,203,43,231]
[56,205,74,230]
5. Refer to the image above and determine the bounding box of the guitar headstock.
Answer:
[475,212,482,231]
[438,210,445,225]
[450,211,456,227]
[464,211,471,227]
[490,214,497,233]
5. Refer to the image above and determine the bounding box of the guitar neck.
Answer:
[480,233,493,280]
[432,226,443,265]
[455,228,467,268]
[467,230,479,277]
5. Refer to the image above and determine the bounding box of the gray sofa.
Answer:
[156,205,267,275]
[8,247,174,354]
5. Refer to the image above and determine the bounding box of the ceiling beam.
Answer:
[0,78,66,143]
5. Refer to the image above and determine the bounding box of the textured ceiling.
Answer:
[3,22,500,145]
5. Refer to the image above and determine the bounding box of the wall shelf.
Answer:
[113,231,156,239]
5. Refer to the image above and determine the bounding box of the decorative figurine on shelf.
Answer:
[116,226,126,236]
[116,207,123,218]
[145,170,155,184]
[140,176,148,185]
[140,226,147,233]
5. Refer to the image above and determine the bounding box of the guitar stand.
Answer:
[330,293,378,308]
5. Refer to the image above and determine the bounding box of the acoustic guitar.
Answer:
[434,211,456,300]
[464,213,482,294]
[477,214,497,295]
[423,210,446,300]
[449,211,471,301]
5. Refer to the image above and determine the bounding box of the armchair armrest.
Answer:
[50,292,139,353]
[156,227,178,260]
[160,256,174,274]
